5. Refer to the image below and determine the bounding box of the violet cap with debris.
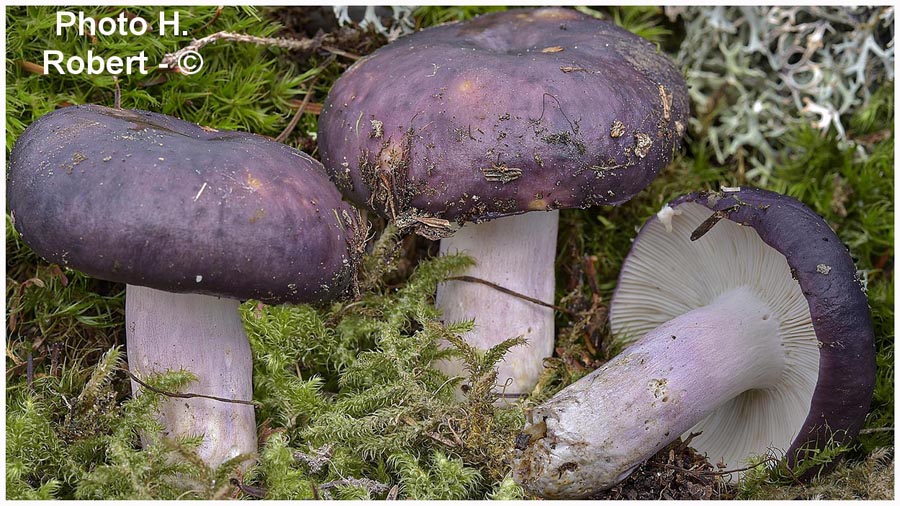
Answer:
[317,6,689,399]
[7,104,365,467]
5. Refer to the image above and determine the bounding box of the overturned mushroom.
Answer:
[513,187,876,498]
[318,7,689,397]
[8,104,363,466]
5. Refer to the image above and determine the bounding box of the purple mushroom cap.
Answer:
[318,7,689,238]
[8,104,363,304]
[612,186,875,476]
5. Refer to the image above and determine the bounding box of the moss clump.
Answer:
[412,5,508,28]
[6,225,526,499]
[6,347,239,499]
[241,226,525,499]
[737,447,894,500]
[6,6,320,151]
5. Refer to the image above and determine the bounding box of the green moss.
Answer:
[6,5,310,151]
[488,474,527,500]
[241,232,524,499]
[5,346,234,499]
[250,433,317,499]
[389,451,482,499]
[737,447,893,500]
[5,5,893,500]
[412,5,508,27]
[574,6,672,45]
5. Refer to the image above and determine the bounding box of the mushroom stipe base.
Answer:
[513,287,782,498]
[126,285,256,466]
[435,211,558,397]
[514,188,875,498]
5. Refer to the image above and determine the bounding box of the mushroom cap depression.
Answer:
[318,7,689,238]
[8,104,363,304]
[610,187,876,475]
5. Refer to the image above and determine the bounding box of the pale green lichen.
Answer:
[333,5,415,41]
[668,6,894,180]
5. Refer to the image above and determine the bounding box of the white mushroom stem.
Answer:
[126,285,256,467]
[514,286,784,498]
[435,210,558,398]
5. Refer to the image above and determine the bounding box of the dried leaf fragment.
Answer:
[634,132,652,158]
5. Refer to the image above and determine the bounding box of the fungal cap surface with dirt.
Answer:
[8,104,364,304]
[318,7,689,238]
[611,186,876,475]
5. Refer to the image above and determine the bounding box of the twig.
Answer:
[113,76,122,109]
[160,31,328,70]
[50,342,62,378]
[424,431,458,448]
[26,351,34,388]
[275,64,329,143]
[118,9,153,32]
[229,478,266,498]
[690,205,740,241]
[498,392,529,399]
[583,254,601,297]
[293,444,332,473]
[17,60,45,75]
[678,431,702,451]
[444,420,465,447]
[858,427,894,434]
[444,275,575,315]
[386,484,399,500]
[321,44,361,60]
[700,456,778,476]
[190,6,223,35]
[676,465,710,486]
[851,128,892,145]
[6,355,46,380]
[648,457,709,485]
[778,457,804,486]
[126,369,260,407]
[287,100,323,115]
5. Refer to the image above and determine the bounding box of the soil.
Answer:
[590,435,735,500]
[269,6,390,58]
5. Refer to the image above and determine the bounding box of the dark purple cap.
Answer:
[8,104,364,304]
[613,186,875,475]
[318,7,689,238]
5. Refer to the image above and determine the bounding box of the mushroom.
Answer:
[513,187,876,498]
[7,104,364,466]
[317,7,689,397]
